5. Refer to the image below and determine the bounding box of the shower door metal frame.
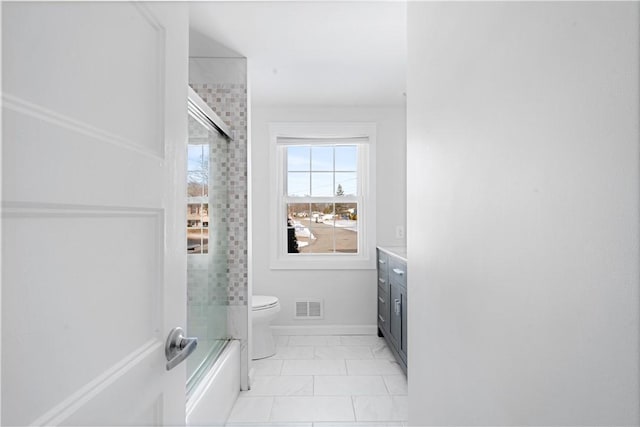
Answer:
[185,86,233,398]
[188,86,233,140]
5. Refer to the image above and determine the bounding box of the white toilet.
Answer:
[251,295,281,360]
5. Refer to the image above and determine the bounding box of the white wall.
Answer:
[252,105,406,329]
[407,2,639,426]
[190,28,243,58]
[189,30,246,85]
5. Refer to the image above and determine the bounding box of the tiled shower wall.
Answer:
[189,56,249,389]
[190,82,248,306]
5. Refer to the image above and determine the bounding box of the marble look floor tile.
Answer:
[339,335,386,346]
[233,336,407,426]
[313,423,405,427]
[314,376,388,396]
[346,360,403,376]
[272,346,315,360]
[382,376,407,395]
[314,346,373,360]
[252,359,284,376]
[370,345,395,361]
[226,423,312,427]
[227,397,274,423]
[270,396,355,422]
[243,375,313,396]
[352,396,408,422]
[282,359,347,376]
[289,335,341,346]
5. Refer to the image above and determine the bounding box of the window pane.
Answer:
[334,202,358,253]
[311,146,333,171]
[287,146,310,171]
[287,203,312,253]
[187,117,210,254]
[187,228,208,254]
[311,172,334,196]
[335,172,357,196]
[187,171,207,197]
[297,202,359,254]
[188,144,208,172]
[188,143,209,198]
[305,203,335,254]
[279,139,363,259]
[288,172,310,197]
[335,145,357,171]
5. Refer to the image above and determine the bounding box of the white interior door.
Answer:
[2,2,189,425]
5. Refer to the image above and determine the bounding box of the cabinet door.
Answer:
[400,288,408,361]
[389,257,407,362]
[389,282,402,348]
[389,258,407,288]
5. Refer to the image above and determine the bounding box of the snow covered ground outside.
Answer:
[293,219,357,235]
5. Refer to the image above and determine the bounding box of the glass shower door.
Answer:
[186,103,230,391]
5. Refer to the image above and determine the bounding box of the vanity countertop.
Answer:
[377,246,407,262]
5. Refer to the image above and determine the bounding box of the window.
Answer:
[187,135,209,254]
[286,145,359,254]
[270,123,376,269]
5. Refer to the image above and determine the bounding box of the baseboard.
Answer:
[271,324,377,336]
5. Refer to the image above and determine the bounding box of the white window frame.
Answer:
[269,122,376,270]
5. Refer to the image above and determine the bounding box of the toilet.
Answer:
[251,295,281,360]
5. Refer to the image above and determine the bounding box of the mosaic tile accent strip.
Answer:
[191,82,248,307]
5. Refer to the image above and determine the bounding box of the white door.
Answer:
[2,2,189,425]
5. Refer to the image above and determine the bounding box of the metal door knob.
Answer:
[165,327,198,371]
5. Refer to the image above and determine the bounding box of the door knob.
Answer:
[165,327,198,371]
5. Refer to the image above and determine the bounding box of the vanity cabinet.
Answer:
[377,251,390,335]
[377,247,407,373]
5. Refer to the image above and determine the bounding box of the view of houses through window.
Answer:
[285,145,359,254]
[187,139,209,254]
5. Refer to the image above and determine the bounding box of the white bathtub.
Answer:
[186,340,240,426]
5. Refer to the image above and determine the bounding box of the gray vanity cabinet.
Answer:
[377,247,407,373]
[377,250,390,335]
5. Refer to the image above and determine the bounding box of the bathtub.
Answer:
[186,340,240,425]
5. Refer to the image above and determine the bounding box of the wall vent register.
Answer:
[295,299,324,319]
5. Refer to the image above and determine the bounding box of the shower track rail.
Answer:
[187,86,233,140]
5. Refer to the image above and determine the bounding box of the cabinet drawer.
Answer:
[389,257,407,288]
[377,250,389,275]
[377,271,388,290]
[377,285,389,330]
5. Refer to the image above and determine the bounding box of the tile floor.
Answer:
[226,335,408,427]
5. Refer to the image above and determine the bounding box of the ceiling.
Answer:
[189,1,407,107]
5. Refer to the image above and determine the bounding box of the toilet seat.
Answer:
[252,295,279,311]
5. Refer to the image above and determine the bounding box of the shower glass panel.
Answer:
[186,102,230,391]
